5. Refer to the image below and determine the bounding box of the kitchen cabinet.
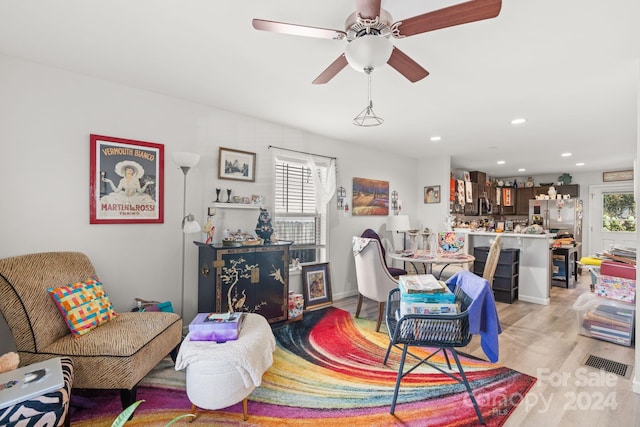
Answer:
[496,187,516,215]
[516,187,536,215]
[195,241,290,323]
[537,184,579,199]
[558,184,580,198]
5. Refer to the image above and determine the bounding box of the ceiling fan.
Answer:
[252,0,502,84]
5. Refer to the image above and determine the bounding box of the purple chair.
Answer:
[361,229,407,277]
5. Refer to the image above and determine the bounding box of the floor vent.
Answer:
[582,354,633,379]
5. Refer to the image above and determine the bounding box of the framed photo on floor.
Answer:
[90,134,164,224]
[302,262,333,310]
[218,147,256,182]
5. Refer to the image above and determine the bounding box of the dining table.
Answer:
[388,251,476,279]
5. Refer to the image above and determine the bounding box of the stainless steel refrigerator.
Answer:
[529,198,583,242]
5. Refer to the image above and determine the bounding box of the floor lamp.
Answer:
[173,152,201,318]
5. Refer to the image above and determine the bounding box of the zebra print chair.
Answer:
[0,357,73,427]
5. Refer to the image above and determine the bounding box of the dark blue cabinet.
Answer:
[196,242,290,323]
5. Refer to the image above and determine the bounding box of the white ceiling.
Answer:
[1,0,638,178]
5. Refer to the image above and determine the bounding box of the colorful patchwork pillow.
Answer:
[47,276,118,338]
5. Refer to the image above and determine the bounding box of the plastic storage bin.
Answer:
[573,293,635,346]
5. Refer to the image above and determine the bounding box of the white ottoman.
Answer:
[175,313,276,420]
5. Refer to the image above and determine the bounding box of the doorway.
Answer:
[589,183,636,255]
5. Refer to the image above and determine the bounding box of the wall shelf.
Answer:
[212,202,262,210]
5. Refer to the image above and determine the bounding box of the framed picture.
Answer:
[90,134,163,224]
[603,170,633,182]
[424,185,441,204]
[302,262,333,310]
[352,177,389,216]
[505,220,514,232]
[218,147,256,182]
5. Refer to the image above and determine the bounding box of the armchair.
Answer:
[0,252,182,409]
[352,237,399,332]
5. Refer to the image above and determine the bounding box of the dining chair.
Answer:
[383,285,485,424]
[482,235,502,287]
[360,229,407,278]
[352,236,400,332]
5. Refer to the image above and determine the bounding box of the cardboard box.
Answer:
[400,301,459,316]
[189,312,245,342]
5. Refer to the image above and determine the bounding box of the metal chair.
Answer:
[383,286,485,424]
[352,236,399,332]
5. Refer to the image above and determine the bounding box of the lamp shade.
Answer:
[172,152,200,168]
[386,214,410,232]
[182,214,201,234]
[345,35,393,72]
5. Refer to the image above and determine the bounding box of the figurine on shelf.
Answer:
[255,207,274,243]
[215,188,221,203]
[226,189,232,203]
[203,218,215,244]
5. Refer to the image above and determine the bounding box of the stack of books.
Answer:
[398,274,458,316]
[582,303,634,346]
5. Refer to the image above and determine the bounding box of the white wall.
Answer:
[634,60,639,396]
[0,54,419,352]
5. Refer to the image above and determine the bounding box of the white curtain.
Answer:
[310,158,336,212]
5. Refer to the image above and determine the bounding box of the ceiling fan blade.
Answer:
[387,47,429,83]
[312,54,349,84]
[355,0,381,20]
[252,19,346,40]
[393,0,502,38]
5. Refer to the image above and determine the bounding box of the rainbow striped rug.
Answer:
[71,307,535,426]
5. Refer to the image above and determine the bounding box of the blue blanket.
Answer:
[446,271,502,363]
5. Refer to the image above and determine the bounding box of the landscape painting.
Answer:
[352,177,389,216]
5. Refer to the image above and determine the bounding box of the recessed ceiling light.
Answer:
[430,136,442,142]
[561,152,572,157]
[497,160,506,165]
[576,162,585,166]
[518,168,526,172]
[511,118,526,125]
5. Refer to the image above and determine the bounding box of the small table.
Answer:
[388,252,476,279]
[551,245,580,288]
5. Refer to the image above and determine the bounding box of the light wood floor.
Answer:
[333,272,639,427]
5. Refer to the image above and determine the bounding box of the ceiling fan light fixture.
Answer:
[345,35,393,72]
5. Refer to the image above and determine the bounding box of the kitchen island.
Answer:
[465,231,555,305]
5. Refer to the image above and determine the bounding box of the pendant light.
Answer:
[353,67,383,127]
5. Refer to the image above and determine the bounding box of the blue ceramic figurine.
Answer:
[255,208,274,243]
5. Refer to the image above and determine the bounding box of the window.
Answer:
[602,192,636,232]
[274,157,328,265]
